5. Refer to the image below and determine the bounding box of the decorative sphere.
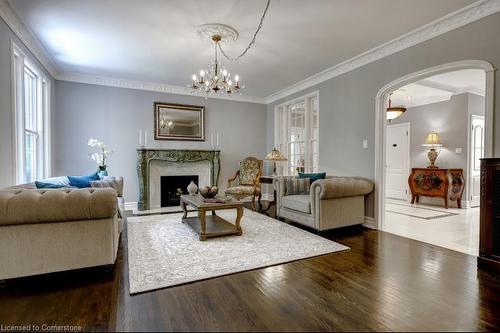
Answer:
[199,186,218,198]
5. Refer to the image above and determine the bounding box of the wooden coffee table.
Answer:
[180,195,244,241]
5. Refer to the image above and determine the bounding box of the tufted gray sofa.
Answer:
[0,179,124,280]
[275,176,373,231]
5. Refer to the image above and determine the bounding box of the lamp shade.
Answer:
[265,148,287,161]
[421,132,443,147]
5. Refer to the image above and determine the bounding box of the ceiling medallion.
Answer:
[197,23,239,43]
[190,0,271,97]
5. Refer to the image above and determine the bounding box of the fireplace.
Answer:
[161,175,198,207]
[137,149,220,210]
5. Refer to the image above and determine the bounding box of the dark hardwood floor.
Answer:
[1,210,499,331]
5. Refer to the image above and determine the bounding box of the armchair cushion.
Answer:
[225,186,256,196]
[285,177,310,196]
[281,194,311,214]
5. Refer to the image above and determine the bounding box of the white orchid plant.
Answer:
[88,138,113,171]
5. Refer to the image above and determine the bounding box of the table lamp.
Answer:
[421,131,443,168]
[265,148,287,176]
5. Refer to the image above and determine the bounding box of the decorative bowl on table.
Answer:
[199,186,219,199]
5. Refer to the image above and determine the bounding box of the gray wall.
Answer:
[391,93,485,202]
[0,16,55,187]
[267,12,500,217]
[53,81,268,202]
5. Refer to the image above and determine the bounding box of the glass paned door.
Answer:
[309,96,319,172]
[288,102,306,174]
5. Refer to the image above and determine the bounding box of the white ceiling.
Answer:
[391,69,485,108]
[9,0,475,98]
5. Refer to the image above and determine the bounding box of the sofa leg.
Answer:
[103,264,114,273]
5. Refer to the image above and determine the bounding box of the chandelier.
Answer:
[386,92,406,121]
[190,0,271,97]
[191,34,241,96]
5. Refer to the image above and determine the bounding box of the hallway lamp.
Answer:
[265,148,287,176]
[421,132,443,168]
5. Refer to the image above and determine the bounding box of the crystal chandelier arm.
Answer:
[218,0,271,61]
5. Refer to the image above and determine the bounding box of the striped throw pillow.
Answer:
[285,177,310,196]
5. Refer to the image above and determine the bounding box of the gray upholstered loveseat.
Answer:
[0,177,124,279]
[275,176,373,231]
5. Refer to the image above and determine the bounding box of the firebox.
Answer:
[160,175,199,207]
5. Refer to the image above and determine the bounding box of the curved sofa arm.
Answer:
[0,188,118,226]
[310,177,374,200]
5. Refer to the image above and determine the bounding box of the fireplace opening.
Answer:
[161,175,199,207]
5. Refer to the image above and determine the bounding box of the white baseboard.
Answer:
[363,216,377,229]
[125,201,138,211]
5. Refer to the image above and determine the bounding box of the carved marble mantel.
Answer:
[137,149,221,211]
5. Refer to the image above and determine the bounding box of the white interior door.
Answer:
[386,123,410,200]
[469,115,485,207]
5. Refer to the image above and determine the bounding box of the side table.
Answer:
[258,176,275,216]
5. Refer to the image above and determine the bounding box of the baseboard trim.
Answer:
[125,201,138,211]
[363,216,377,230]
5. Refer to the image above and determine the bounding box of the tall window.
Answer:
[275,92,319,175]
[12,43,51,184]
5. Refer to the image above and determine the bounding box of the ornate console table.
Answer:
[408,168,464,209]
[137,149,220,211]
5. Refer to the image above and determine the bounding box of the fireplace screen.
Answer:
[161,175,199,207]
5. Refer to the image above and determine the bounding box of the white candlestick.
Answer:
[139,128,142,146]
[210,133,214,147]
[216,132,220,147]
[144,130,148,147]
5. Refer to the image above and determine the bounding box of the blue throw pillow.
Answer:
[35,176,72,189]
[35,181,65,189]
[298,172,326,183]
[68,172,100,188]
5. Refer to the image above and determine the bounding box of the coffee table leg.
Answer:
[199,209,207,241]
[235,206,243,236]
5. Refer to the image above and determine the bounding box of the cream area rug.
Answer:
[127,209,348,294]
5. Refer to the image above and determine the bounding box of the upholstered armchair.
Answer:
[225,157,263,211]
[275,176,373,231]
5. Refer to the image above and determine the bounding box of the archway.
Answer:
[374,60,495,232]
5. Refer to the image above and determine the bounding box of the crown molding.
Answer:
[57,72,266,104]
[0,0,59,77]
[405,95,453,108]
[264,0,500,104]
[417,79,486,97]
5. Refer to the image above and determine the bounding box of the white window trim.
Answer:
[11,41,51,184]
[274,91,319,175]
